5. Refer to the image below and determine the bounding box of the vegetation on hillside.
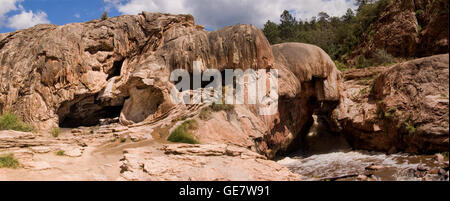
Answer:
[262,0,393,68]
[0,154,20,169]
[51,127,61,138]
[168,120,200,144]
[0,112,34,132]
[101,12,109,20]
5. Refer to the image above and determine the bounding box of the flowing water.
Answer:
[277,116,449,181]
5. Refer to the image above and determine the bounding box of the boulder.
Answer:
[355,0,448,58]
[333,54,449,154]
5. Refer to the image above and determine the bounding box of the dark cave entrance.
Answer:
[107,59,124,80]
[57,93,124,128]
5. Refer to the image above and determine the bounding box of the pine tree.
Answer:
[101,12,109,20]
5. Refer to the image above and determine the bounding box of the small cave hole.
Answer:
[107,59,124,80]
[57,94,124,128]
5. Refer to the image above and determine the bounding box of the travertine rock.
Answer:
[1,12,343,161]
[120,144,302,181]
[255,43,343,158]
[0,12,274,131]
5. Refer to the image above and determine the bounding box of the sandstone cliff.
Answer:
[0,12,342,161]
[0,12,273,131]
[356,0,448,58]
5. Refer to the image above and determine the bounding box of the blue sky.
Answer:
[0,0,356,33]
[0,0,121,33]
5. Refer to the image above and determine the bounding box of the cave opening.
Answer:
[57,94,124,128]
[107,59,124,80]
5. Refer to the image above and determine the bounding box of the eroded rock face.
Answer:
[0,11,345,164]
[356,0,448,58]
[333,54,449,154]
[0,12,273,130]
[120,144,302,181]
[255,43,343,158]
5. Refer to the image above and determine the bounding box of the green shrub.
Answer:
[168,120,199,144]
[56,150,65,156]
[442,152,449,159]
[415,9,424,17]
[0,154,20,169]
[372,49,394,66]
[0,112,34,132]
[355,49,394,68]
[334,60,348,72]
[51,127,61,138]
[101,12,108,20]
[404,122,416,135]
[199,107,213,120]
[360,88,369,96]
[384,107,397,119]
[355,55,373,68]
[210,102,235,112]
[120,138,127,143]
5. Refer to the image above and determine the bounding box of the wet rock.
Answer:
[429,168,439,174]
[357,175,368,181]
[434,153,445,163]
[417,164,430,172]
[414,170,427,178]
[365,164,386,171]
[438,168,448,176]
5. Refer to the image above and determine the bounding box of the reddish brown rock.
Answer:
[333,54,449,154]
[355,0,448,58]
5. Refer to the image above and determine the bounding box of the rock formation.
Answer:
[332,54,449,154]
[255,43,343,158]
[0,12,273,131]
[0,12,342,159]
[355,0,448,58]
[120,144,301,181]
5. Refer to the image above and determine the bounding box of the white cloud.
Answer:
[0,0,50,30]
[0,0,22,26]
[105,0,357,29]
[6,10,50,30]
